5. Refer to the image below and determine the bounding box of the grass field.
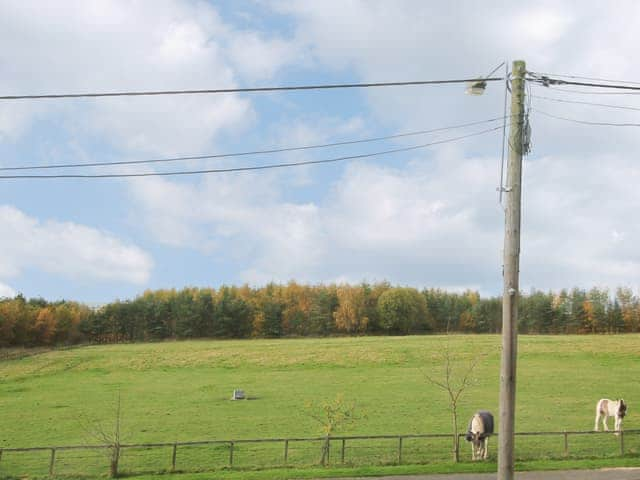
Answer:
[1,335,639,478]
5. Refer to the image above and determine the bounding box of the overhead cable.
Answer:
[529,72,640,86]
[532,108,640,127]
[0,125,504,180]
[531,95,640,112]
[485,62,506,79]
[527,73,640,92]
[533,85,640,96]
[0,116,509,171]
[0,77,504,101]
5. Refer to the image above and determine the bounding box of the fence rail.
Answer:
[1,429,639,478]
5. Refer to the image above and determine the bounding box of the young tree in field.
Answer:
[424,336,483,462]
[81,393,123,478]
[306,394,359,466]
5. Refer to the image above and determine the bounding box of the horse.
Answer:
[465,410,494,460]
[594,398,627,434]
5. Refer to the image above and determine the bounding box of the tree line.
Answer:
[1,283,639,347]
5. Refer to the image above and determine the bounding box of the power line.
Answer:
[0,77,504,101]
[531,95,640,112]
[485,62,506,79]
[533,85,640,96]
[532,108,640,127]
[527,73,640,92]
[530,71,640,86]
[0,126,504,179]
[0,116,509,171]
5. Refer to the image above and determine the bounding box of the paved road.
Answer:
[326,468,640,480]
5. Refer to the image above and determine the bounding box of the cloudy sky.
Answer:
[1,0,639,302]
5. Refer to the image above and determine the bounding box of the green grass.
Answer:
[1,335,639,479]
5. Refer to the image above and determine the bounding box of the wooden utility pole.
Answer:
[498,59,526,480]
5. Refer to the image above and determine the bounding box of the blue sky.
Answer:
[2,1,640,303]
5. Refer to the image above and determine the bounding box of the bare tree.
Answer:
[80,392,123,477]
[424,337,483,462]
[306,393,359,466]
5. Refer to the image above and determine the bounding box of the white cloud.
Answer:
[0,282,16,298]
[228,32,303,81]
[0,205,152,284]
[0,0,300,154]
[522,152,640,290]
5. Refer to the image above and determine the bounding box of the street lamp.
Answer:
[465,80,487,95]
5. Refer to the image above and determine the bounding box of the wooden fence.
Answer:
[1,429,638,478]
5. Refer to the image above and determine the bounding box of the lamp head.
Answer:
[465,80,487,95]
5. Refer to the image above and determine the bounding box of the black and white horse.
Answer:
[465,410,494,460]
[594,398,627,434]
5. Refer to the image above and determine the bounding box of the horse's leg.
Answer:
[483,438,489,459]
[471,441,476,460]
[594,410,601,431]
[602,413,609,431]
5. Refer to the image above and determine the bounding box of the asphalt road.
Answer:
[326,469,640,480]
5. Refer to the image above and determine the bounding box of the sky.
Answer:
[1,0,640,303]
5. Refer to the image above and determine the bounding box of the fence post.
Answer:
[327,437,330,465]
[563,431,568,457]
[49,448,56,476]
[619,431,624,456]
[0,449,3,464]
[397,436,403,464]
[229,441,234,466]
[341,439,346,464]
[171,443,177,472]
[284,439,289,464]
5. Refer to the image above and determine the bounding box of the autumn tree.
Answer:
[307,394,359,466]
[253,283,284,337]
[617,287,639,332]
[282,281,313,335]
[333,285,369,334]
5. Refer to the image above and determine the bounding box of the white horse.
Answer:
[465,410,494,460]
[594,398,627,434]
